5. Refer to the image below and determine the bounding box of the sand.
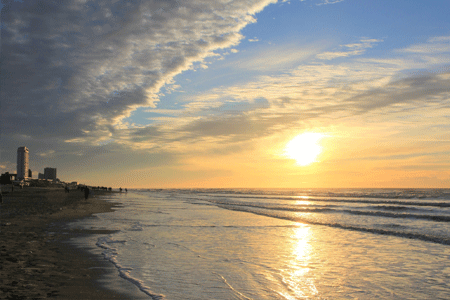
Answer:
[0,187,133,299]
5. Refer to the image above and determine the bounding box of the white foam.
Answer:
[128,222,144,231]
[96,237,165,300]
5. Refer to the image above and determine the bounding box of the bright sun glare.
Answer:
[285,133,324,166]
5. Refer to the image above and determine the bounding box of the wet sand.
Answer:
[0,187,133,299]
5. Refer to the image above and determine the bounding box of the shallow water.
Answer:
[70,189,450,299]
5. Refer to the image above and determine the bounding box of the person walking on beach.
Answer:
[84,187,89,200]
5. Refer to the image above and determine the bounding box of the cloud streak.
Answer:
[316,38,382,60]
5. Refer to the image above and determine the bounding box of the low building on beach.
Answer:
[44,167,57,181]
[1,172,16,184]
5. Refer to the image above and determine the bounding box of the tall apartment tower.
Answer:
[17,146,29,180]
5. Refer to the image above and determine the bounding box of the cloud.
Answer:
[399,36,450,54]
[2,0,450,186]
[38,150,56,157]
[348,72,450,113]
[0,0,277,149]
[155,37,450,153]
[316,0,344,6]
[317,38,382,60]
[227,42,327,70]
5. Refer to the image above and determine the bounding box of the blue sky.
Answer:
[126,0,450,126]
[1,0,450,188]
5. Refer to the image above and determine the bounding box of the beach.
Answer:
[0,187,132,299]
[3,188,449,299]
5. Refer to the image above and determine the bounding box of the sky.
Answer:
[1,0,450,188]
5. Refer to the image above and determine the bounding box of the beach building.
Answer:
[0,172,16,183]
[38,173,44,179]
[44,167,57,181]
[17,146,29,180]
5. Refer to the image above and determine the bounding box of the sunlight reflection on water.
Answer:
[290,224,318,299]
[273,224,318,299]
[294,200,312,206]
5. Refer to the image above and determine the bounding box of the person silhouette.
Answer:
[84,187,89,200]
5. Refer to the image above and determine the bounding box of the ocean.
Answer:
[68,189,450,299]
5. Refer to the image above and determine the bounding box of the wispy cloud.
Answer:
[38,150,56,157]
[316,0,345,6]
[227,42,328,70]
[317,38,382,60]
[399,36,450,54]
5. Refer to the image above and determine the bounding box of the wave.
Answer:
[199,198,450,223]
[96,237,165,300]
[212,204,450,246]
[201,194,450,208]
[168,188,450,201]
[339,209,450,222]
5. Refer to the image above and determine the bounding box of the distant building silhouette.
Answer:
[17,147,29,180]
[38,173,44,180]
[0,172,14,184]
[28,169,32,178]
[44,167,57,181]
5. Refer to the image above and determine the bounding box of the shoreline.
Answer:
[0,187,134,299]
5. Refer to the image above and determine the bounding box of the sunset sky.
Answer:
[1,0,450,188]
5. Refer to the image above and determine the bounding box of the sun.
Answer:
[285,133,324,166]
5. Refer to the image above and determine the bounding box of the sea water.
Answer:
[68,189,450,299]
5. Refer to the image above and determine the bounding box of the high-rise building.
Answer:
[17,146,29,180]
[44,167,57,181]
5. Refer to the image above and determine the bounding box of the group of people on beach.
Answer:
[0,184,129,203]
[64,185,91,199]
[81,186,128,200]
